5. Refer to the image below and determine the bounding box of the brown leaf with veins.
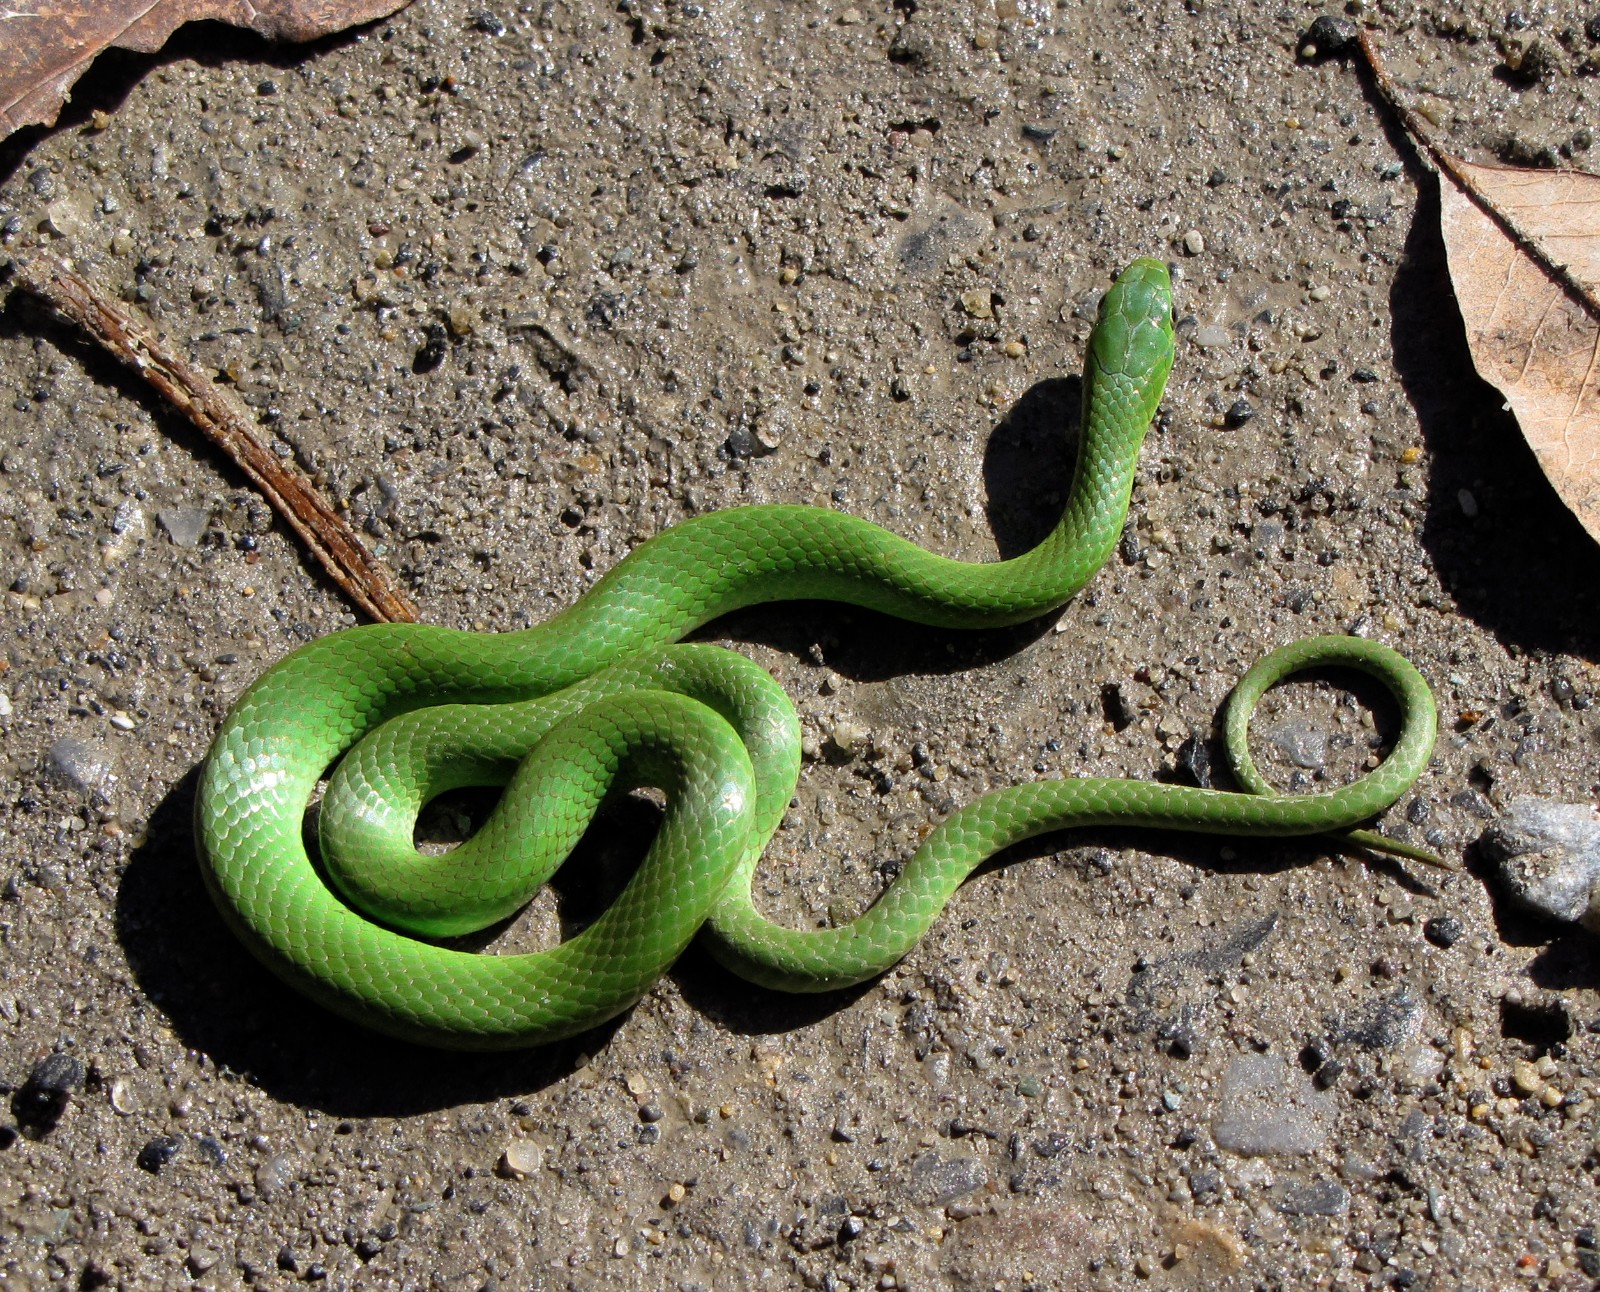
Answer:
[1,0,413,139]
[1440,166,1600,546]
[1354,32,1600,549]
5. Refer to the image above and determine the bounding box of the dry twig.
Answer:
[9,253,419,624]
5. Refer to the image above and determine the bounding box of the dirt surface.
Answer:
[1,0,1599,1288]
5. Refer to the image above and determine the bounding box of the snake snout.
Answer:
[1089,259,1176,383]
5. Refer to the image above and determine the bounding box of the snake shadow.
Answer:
[708,375,1088,679]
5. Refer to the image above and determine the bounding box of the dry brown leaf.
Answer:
[1353,32,1600,548]
[1439,167,1600,547]
[0,0,414,139]
[1451,160,1600,302]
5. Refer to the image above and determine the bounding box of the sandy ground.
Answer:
[1,0,1598,1287]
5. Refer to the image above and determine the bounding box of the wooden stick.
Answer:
[8,253,419,624]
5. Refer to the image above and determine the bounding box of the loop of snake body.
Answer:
[196,260,1438,1049]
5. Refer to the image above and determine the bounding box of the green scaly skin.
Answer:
[195,260,1439,1049]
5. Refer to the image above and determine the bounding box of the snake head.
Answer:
[1087,258,1176,413]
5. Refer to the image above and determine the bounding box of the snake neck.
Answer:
[1007,351,1171,604]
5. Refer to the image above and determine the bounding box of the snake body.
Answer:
[196,260,1437,1049]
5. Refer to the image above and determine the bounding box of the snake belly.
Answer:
[194,259,1437,1049]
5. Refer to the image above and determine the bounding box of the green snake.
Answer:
[195,260,1438,1049]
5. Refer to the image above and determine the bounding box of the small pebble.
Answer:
[1480,799,1600,927]
[1511,1059,1544,1097]
[909,1151,987,1205]
[499,1140,542,1178]
[1424,915,1463,948]
[187,1248,221,1276]
[829,719,870,758]
[157,506,211,548]
[255,1154,295,1199]
[1213,1054,1328,1156]
[45,737,116,798]
[15,1053,84,1130]
[1299,14,1359,59]
[108,1076,140,1115]
[137,1135,183,1173]
[1182,230,1205,256]
[1278,1177,1350,1216]
[1266,721,1327,771]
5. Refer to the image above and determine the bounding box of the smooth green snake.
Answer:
[195,259,1438,1049]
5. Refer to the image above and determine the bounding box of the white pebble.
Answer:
[499,1140,543,1178]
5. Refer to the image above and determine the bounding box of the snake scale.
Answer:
[196,259,1438,1049]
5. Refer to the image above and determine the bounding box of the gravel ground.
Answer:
[1,0,1599,1288]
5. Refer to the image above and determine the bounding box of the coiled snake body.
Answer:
[196,260,1436,1049]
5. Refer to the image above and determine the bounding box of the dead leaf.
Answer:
[1439,168,1600,546]
[0,0,414,140]
[1356,32,1600,548]
[1447,162,1600,302]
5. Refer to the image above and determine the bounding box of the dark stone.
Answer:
[1177,736,1212,788]
[412,324,448,375]
[584,292,625,329]
[14,1054,84,1133]
[1339,988,1422,1050]
[1424,915,1464,948]
[1299,15,1359,58]
[137,1135,182,1173]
